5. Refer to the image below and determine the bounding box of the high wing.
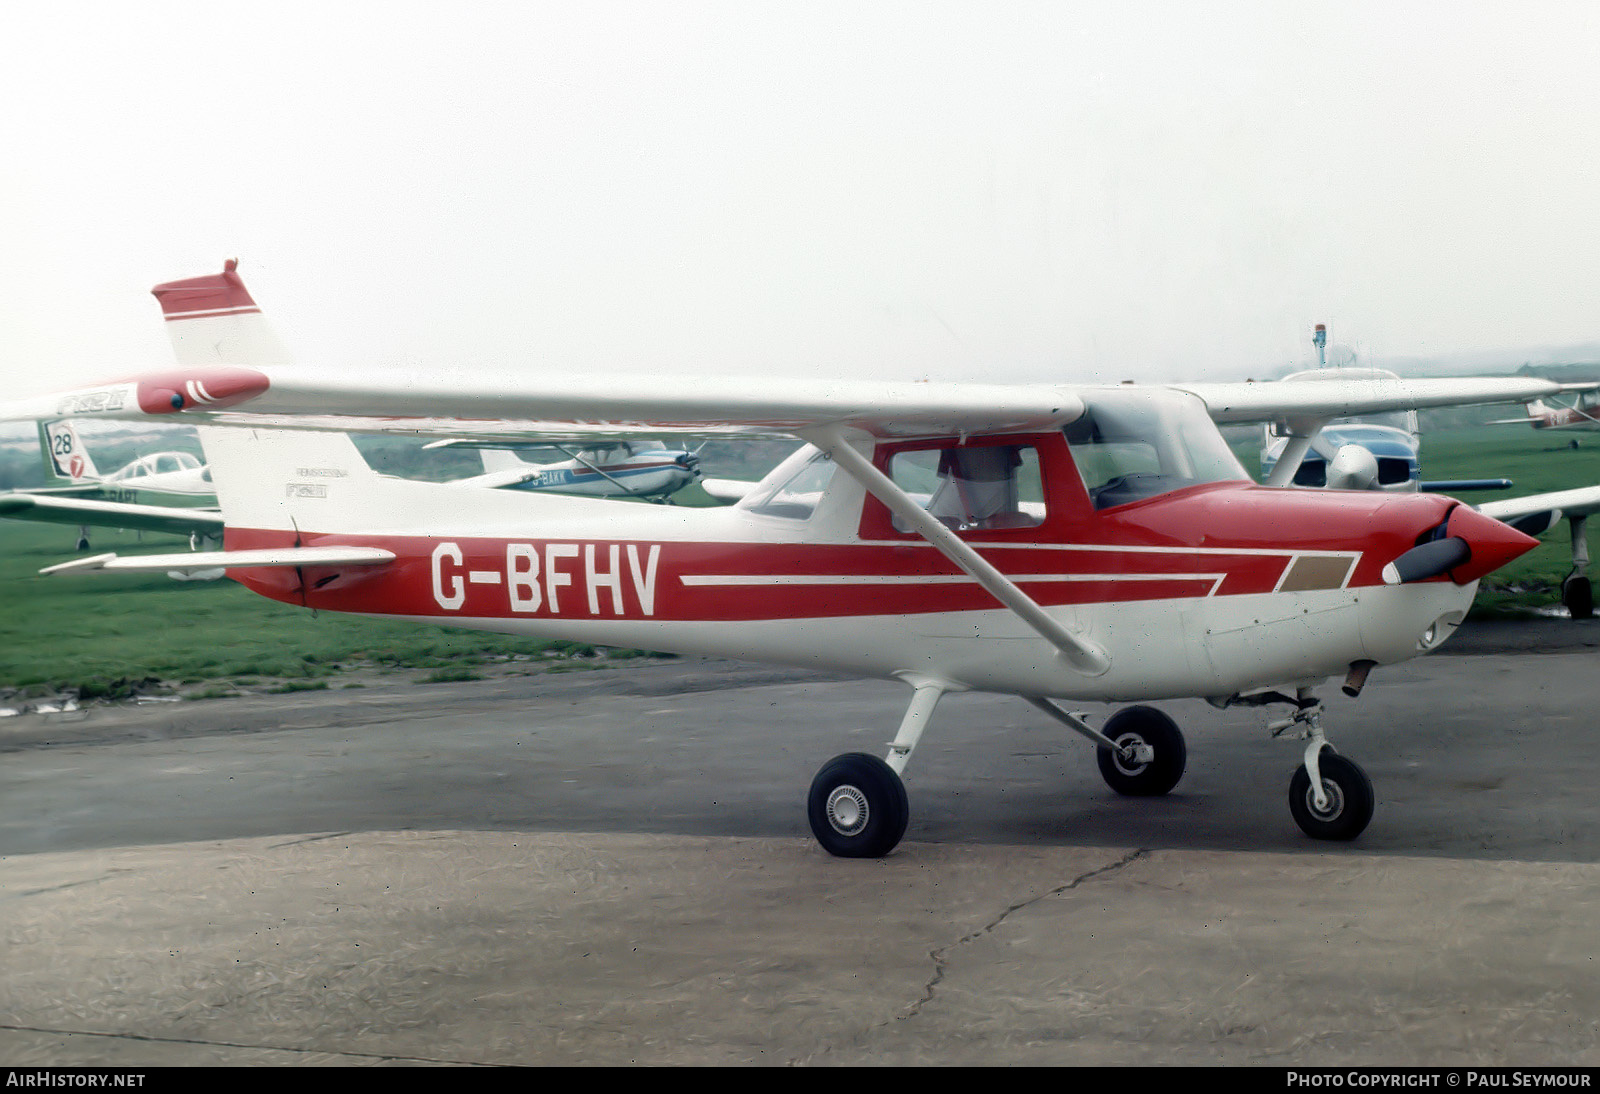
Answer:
[8,367,1087,443]
[1174,376,1563,424]
[6,368,1565,447]
[0,493,224,537]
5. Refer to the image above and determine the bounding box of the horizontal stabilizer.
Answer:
[1420,479,1514,493]
[700,478,758,503]
[41,545,396,576]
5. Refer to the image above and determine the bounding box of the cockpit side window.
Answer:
[888,443,1043,532]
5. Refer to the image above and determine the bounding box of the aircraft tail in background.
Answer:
[37,420,100,485]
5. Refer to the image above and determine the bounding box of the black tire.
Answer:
[1095,705,1186,796]
[807,752,909,858]
[1288,753,1375,841]
[1563,575,1593,620]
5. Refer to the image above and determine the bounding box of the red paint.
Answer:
[150,260,258,318]
[133,367,271,414]
[1443,503,1541,584]
[215,475,1507,624]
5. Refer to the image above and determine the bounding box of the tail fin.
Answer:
[480,447,533,474]
[38,420,101,484]
[197,426,385,535]
[150,259,295,367]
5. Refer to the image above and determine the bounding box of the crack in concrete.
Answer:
[901,847,1151,1023]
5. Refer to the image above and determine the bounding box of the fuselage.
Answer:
[498,445,699,499]
[34,450,216,507]
[212,416,1514,705]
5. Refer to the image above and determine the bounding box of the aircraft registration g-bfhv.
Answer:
[2,264,1572,857]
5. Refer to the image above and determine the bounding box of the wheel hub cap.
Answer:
[1112,733,1150,776]
[1307,780,1345,821]
[826,785,869,836]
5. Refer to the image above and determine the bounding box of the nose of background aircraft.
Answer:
[1383,503,1540,586]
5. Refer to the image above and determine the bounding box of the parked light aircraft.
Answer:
[0,419,222,549]
[6,263,1576,857]
[1261,360,1600,619]
[1494,391,1600,433]
[1261,367,1513,494]
[439,438,702,501]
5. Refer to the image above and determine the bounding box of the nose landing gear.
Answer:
[1269,697,1375,841]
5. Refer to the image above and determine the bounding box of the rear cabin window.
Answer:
[888,443,1044,532]
[745,450,838,520]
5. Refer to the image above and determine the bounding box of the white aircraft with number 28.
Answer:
[6,262,1566,857]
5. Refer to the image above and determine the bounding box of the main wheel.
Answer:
[1095,705,1186,796]
[1289,753,1375,840]
[1563,574,1593,620]
[807,752,909,858]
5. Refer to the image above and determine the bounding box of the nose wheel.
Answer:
[1271,699,1375,841]
[1288,753,1374,841]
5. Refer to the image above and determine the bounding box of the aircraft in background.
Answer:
[437,438,702,501]
[1260,368,1514,494]
[7,261,1572,857]
[0,419,222,549]
[1256,334,1600,619]
[1491,391,1600,433]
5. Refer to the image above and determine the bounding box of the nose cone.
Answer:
[1443,503,1541,584]
[135,367,271,414]
[1326,443,1379,490]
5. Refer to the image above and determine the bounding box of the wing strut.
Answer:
[1264,418,1328,487]
[802,426,1111,676]
[553,443,643,498]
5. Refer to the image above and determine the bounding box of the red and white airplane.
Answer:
[4,263,1572,856]
[1495,391,1600,433]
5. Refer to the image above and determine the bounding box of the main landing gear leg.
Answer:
[1563,515,1593,620]
[807,679,947,858]
[1269,695,1375,841]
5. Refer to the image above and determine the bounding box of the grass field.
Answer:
[1,422,1594,697]
[0,521,641,699]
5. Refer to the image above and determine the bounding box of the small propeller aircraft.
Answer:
[5,262,1576,857]
[1493,391,1600,433]
[1258,341,1600,620]
[0,419,223,549]
[1261,367,1513,494]
[437,438,702,501]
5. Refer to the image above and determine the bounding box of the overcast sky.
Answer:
[3,1,1599,400]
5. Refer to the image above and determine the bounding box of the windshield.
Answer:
[1065,389,1248,509]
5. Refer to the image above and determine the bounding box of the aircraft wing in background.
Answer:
[0,493,224,538]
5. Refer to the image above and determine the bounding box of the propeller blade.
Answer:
[1381,537,1471,585]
